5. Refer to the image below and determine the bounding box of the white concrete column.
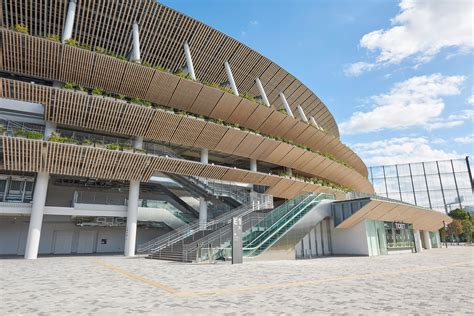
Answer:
[200,148,208,164]
[124,136,143,257]
[199,197,207,229]
[297,105,309,123]
[124,180,140,257]
[224,61,239,96]
[255,78,270,107]
[24,172,49,259]
[435,231,441,248]
[133,136,143,150]
[309,116,320,129]
[61,0,77,43]
[286,167,293,177]
[279,92,294,118]
[183,42,196,80]
[130,22,141,63]
[250,158,257,172]
[44,121,57,140]
[422,230,432,250]
[413,230,423,253]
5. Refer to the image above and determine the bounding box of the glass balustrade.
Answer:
[243,193,332,257]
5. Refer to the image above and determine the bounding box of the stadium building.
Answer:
[0,0,451,261]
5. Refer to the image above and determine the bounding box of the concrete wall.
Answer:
[331,219,370,256]
[0,216,163,256]
[295,218,332,258]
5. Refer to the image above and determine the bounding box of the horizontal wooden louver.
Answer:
[0,76,371,190]
[0,30,364,174]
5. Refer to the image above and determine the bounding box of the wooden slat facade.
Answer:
[0,78,373,193]
[0,30,368,177]
[0,1,340,137]
[1,136,348,199]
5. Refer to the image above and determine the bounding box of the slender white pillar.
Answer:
[25,122,56,259]
[44,121,57,140]
[124,135,143,257]
[200,148,208,164]
[286,167,293,177]
[422,230,432,250]
[224,61,239,96]
[130,22,141,63]
[24,172,49,259]
[309,116,320,129]
[183,42,196,80]
[413,230,423,253]
[199,197,207,229]
[133,136,143,150]
[435,231,441,248]
[61,0,77,44]
[250,158,257,172]
[124,180,140,257]
[198,147,209,226]
[279,92,294,118]
[297,105,309,123]
[255,78,270,107]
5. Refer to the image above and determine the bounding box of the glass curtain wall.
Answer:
[369,157,474,213]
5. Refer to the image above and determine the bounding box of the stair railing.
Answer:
[244,193,332,257]
[137,199,272,253]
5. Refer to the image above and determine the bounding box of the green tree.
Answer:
[448,209,471,221]
[462,220,472,242]
[447,220,463,241]
[439,227,448,241]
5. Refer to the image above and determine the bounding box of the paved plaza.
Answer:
[1,247,473,315]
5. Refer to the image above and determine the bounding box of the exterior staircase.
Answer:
[138,199,273,261]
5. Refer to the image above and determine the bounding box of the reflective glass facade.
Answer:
[369,157,474,213]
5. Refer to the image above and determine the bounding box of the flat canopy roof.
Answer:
[334,197,452,232]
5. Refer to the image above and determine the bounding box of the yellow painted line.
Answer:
[90,258,178,295]
[90,258,472,298]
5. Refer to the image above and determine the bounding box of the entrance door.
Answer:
[53,231,74,254]
[77,231,97,254]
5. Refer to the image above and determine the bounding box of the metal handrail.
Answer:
[145,204,256,253]
[192,194,330,261]
[243,193,315,248]
[0,118,44,136]
[183,209,266,253]
[244,193,332,257]
[137,200,272,253]
[242,192,313,245]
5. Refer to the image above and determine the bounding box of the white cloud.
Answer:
[467,95,474,105]
[343,62,376,77]
[249,20,259,26]
[454,134,474,144]
[340,74,465,134]
[353,137,464,166]
[432,138,446,145]
[346,0,473,75]
[423,119,464,131]
[447,109,474,121]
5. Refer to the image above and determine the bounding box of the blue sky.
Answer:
[160,0,473,166]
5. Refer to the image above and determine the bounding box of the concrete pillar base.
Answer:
[422,230,432,250]
[24,172,50,259]
[414,230,423,253]
[124,180,140,257]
